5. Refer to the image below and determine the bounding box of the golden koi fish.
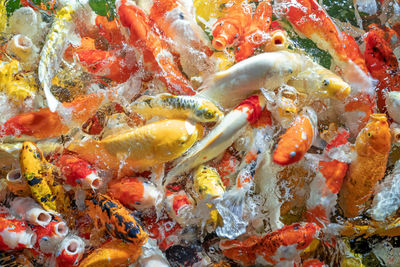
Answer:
[68,119,203,175]
[339,114,391,218]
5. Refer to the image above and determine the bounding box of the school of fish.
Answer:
[0,0,399,266]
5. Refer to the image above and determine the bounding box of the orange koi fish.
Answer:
[211,0,252,51]
[95,16,126,47]
[0,93,104,140]
[117,0,195,95]
[339,114,391,218]
[235,0,273,61]
[342,32,368,74]
[79,239,142,267]
[165,189,194,227]
[74,48,138,83]
[273,107,317,165]
[108,177,161,210]
[55,235,85,267]
[220,223,319,266]
[85,191,148,245]
[364,28,400,115]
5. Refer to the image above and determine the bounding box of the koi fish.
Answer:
[57,154,101,190]
[211,0,252,51]
[0,59,38,102]
[116,0,195,95]
[219,223,319,266]
[0,93,104,140]
[197,51,309,109]
[32,220,69,255]
[165,189,194,227]
[6,169,31,197]
[108,177,161,210]
[19,141,58,212]
[235,0,273,61]
[273,107,317,165]
[192,0,228,22]
[339,114,391,218]
[73,48,139,83]
[95,15,126,47]
[38,4,76,112]
[68,119,202,175]
[364,28,400,114]
[340,217,400,238]
[79,239,142,267]
[129,93,223,122]
[141,213,181,251]
[164,95,265,185]
[0,216,36,251]
[287,61,351,100]
[5,34,39,70]
[10,197,52,227]
[193,165,225,229]
[275,0,372,89]
[149,0,215,78]
[19,141,70,213]
[55,234,85,267]
[213,150,240,187]
[85,192,148,245]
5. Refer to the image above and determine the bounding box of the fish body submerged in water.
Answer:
[129,93,223,122]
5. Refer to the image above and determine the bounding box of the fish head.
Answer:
[193,165,225,199]
[196,101,224,122]
[19,141,45,171]
[357,113,391,155]
[318,73,351,100]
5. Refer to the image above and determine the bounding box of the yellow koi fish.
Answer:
[68,119,203,175]
[19,141,69,213]
[193,165,225,229]
[79,239,142,267]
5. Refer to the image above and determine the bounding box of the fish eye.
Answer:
[204,111,214,119]
[323,79,330,86]
[368,132,371,137]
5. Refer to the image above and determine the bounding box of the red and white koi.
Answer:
[165,189,194,227]
[108,176,162,210]
[55,234,85,267]
[32,220,69,255]
[56,154,101,190]
[9,197,52,227]
[0,216,36,251]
